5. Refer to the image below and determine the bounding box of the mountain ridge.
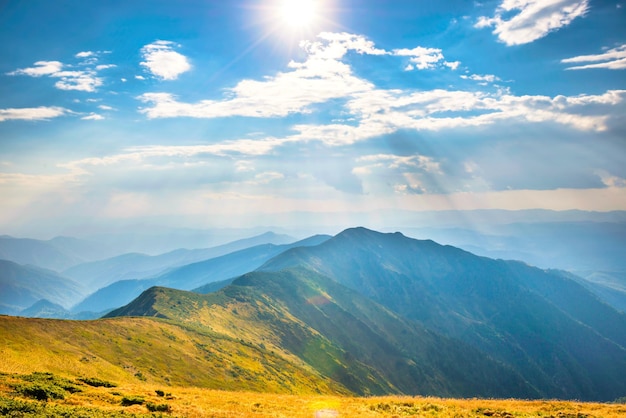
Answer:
[107,267,537,398]
[258,227,626,401]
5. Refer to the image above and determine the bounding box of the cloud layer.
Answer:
[476,0,589,45]
[562,44,626,70]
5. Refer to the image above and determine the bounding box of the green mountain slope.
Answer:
[0,314,343,395]
[259,227,626,401]
[108,268,537,398]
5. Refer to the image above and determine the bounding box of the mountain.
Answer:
[567,270,626,313]
[107,269,536,398]
[70,234,331,314]
[0,236,83,271]
[259,227,626,401]
[0,260,86,314]
[0,314,342,394]
[407,221,626,272]
[63,231,297,292]
[18,299,70,318]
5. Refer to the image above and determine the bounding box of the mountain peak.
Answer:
[336,227,406,240]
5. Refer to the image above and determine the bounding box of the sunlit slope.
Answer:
[260,227,626,401]
[0,315,343,395]
[108,268,536,398]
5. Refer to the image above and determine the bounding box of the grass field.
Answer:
[1,371,625,417]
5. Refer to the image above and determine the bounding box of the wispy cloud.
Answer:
[81,113,104,120]
[460,73,502,84]
[140,40,191,80]
[138,33,461,120]
[0,106,70,122]
[476,0,590,46]
[561,44,626,70]
[7,52,115,92]
[137,33,624,149]
[393,46,446,70]
[8,61,63,77]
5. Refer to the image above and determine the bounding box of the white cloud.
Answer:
[357,154,442,173]
[138,33,461,119]
[81,113,104,120]
[476,0,590,45]
[138,36,375,118]
[54,71,103,92]
[140,40,191,80]
[136,32,624,151]
[393,46,445,70]
[98,105,115,111]
[7,52,114,92]
[8,61,63,77]
[96,64,116,71]
[0,106,70,122]
[461,73,502,83]
[75,51,94,58]
[561,44,626,70]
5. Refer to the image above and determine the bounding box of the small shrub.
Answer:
[0,395,39,414]
[78,377,117,388]
[121,395,145,406]
[146,402,171,412]
[155,389,165,397]
[21,372,82,393]
[13,382,66,401]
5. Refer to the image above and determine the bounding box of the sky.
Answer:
[1,0,626,236]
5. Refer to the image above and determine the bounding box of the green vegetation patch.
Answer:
[146,402,171,412]
[11,372,83,401]
[0,394,161,417]
[77,377,117,388]
[120,395,145,406]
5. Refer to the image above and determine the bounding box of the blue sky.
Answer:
[1,0,625,235]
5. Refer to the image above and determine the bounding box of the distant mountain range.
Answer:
[0,260,85,314]
[0,232,300,316]
[71,234,330,314]
[1,226,626,401]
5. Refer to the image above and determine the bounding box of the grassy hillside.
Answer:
[107,268,536,398]
[1,371,625,418]
[0,315,342,395]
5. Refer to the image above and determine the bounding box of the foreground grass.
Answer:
[1,372,625,417]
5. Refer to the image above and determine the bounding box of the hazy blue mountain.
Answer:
[108,268,537,398]
[0,260,85,313]
[73,235,331,314]
[63,231,297,292]
[78,226,298,256]
[0,236,84,271]
[565,270,626,313]
[19,299,69,318]
[406,221,626,272]
[260,227,626,401]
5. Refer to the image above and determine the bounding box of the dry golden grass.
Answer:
[1,372,625,418]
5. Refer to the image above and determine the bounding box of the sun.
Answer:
[277,0,319,29]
